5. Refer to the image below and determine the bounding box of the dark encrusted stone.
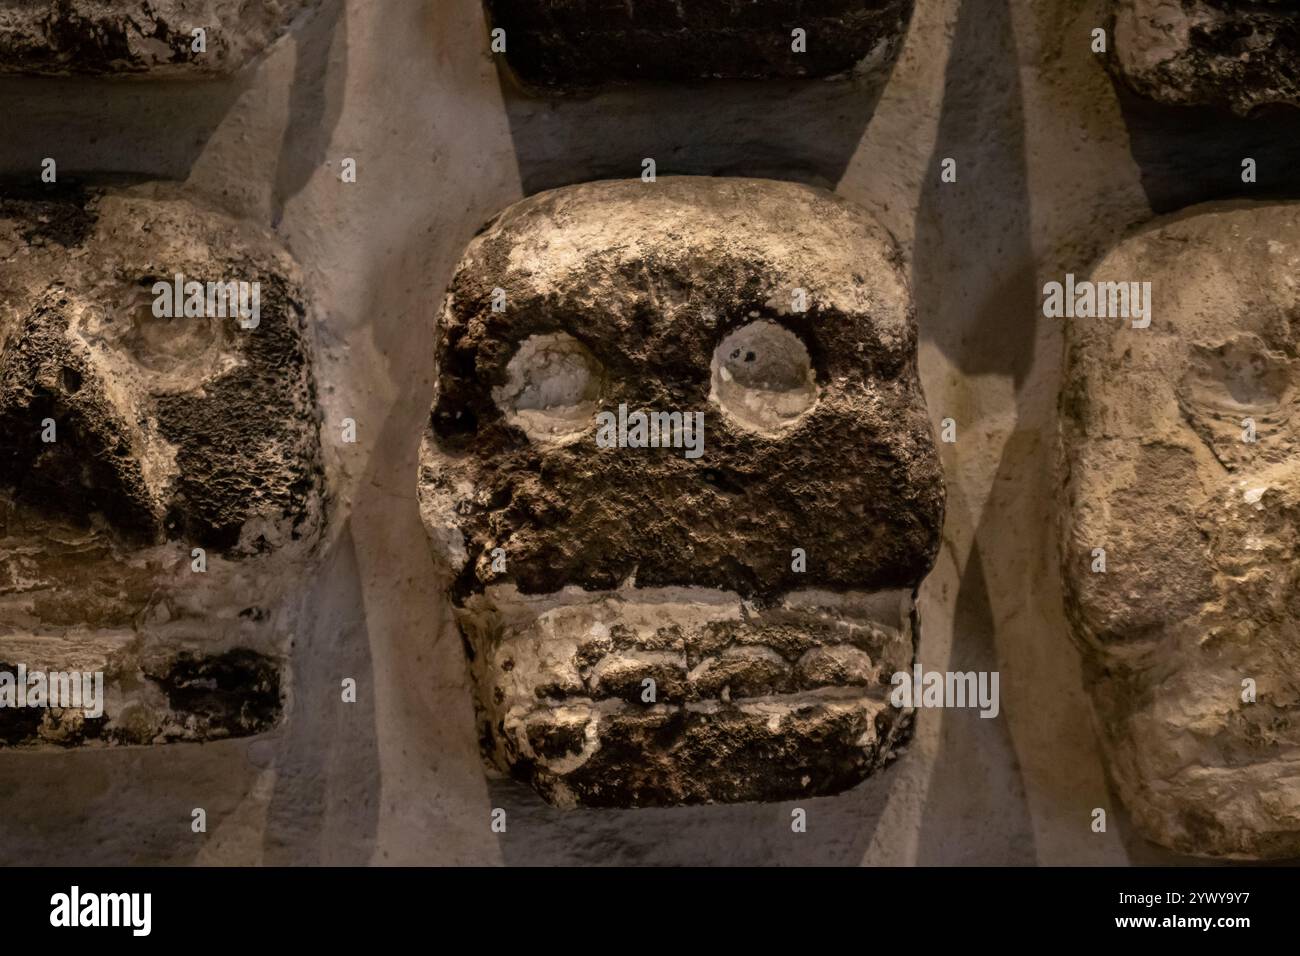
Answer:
[0,0,317,76]
[1109,0,1300,114]
[426,178,943,604]
[0,185,325,559]
[484,0,915,91]
[420,177,942,807]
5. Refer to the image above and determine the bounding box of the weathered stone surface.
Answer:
[1109,0,1300,114]
[420,177,943,807]
[483,0,915,91]
[0,0,316,76]
[1060,201,1300,858]
[0,183,326,746]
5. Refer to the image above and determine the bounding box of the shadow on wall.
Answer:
[1112,89,1300,214]
[911,0,1039,863]
[0,71,246,181]
[489,769,891,866]
[0,0,346,200]
[272,0,348,226]
[491,22,913,193]
[263,521,381,866]
[0,739,267,865]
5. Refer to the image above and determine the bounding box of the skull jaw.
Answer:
[1090,648,1300,861]
[458,584,918,808]
[1086,626,1300,860]
[1103,734,1300,861]
[1073,469,1300,859]
[0,527,306,748]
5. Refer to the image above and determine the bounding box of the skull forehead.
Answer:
[0,188,299,340]
[1065,204,1300,507]
[479,178,910,329]
[0,186,301,364]
[446,178,914,380]
[424,178,943,602]
[1067,204,1300,434]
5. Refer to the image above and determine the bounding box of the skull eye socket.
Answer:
[1183,337,1293,415]
[124,301,226,372]
[78,289,234,394]
[493,332,605,443]
[1174,334,1298,469]
[710,320,817,435]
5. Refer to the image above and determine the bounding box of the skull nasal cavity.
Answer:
[492,332,604,443]
[710,320,817,435]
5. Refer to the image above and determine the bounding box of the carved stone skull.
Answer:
[0,0,318,76]
[1109,0,1300,114]
[0,183,326,747]
[482,0,916,91]
[419,177,944,807]
[1060,201,1300,858]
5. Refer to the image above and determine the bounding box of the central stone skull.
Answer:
[419,177,943,808]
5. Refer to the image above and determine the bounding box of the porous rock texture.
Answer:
[1060,201,1300,859]
[0,182,326,746]
[483,0,915,91]
[419,177,944,807]
[1109,0,1300,114]
[0,0,316,76]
